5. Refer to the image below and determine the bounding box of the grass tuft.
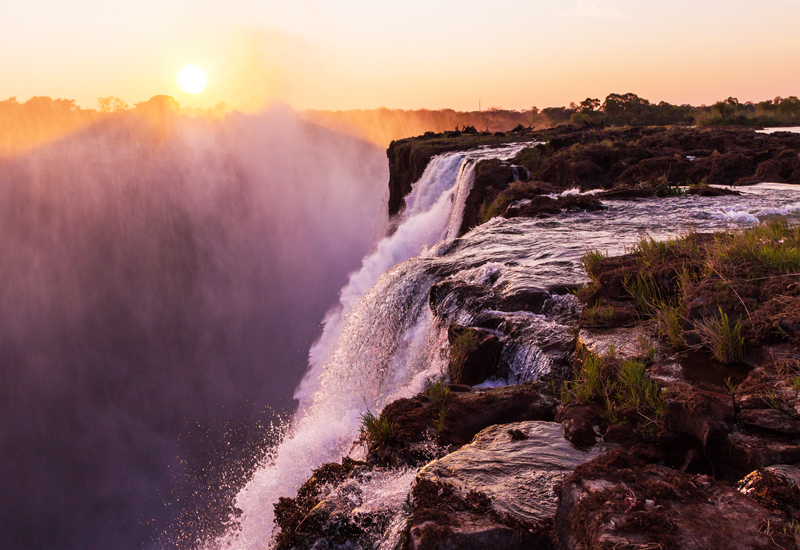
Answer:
[359,409,394,447]
[424,377,451,434]
[694,308,745,364]
[581,249,608,281]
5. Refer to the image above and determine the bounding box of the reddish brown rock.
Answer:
[555,449,794,550]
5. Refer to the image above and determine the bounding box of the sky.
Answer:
[2,0,800,112]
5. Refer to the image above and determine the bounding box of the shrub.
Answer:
[616,358,665,417]
[625,272,663,315]
[583,303,616,327]
[511,146,545,177]
[636,332,656,361]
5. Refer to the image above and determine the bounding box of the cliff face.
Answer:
[386,132,531,216]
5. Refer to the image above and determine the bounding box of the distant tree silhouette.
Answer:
[97,96,129,112]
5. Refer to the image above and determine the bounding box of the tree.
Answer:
[602,93,650,123]
[97,96,129,113]
[580,98,601,114]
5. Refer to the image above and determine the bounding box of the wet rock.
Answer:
[687,183,740,196]
[273,458,369,548]
[373,383,557,466]
[555,449,794,550]
[595,185,657,199]
[471,309,578,382]
[429,279,497,319]
[417,422,603,521]
[556,403,601,447]
[430,280,551,318]
[739,408,800,435]
[578,327,659,361]
[407,422,601,550]
[494,286,551,314]
[459,159,516,234]
[448,325,503,386]
[502,194,605,218]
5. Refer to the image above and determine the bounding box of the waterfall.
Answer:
[216,143,525,549]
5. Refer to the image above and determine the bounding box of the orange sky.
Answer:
[2,0,799,112]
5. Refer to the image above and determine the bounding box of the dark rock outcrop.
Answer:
[502,194,605,218]
[556,449,795,550]
[387,126,800,229]
[458,158,515,234]
[371,383,557,466]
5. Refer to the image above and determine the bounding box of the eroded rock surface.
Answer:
[556,449,795,550]
[372,383,557,466]
[407,421,601,550]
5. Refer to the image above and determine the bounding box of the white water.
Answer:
[215,144,526,549]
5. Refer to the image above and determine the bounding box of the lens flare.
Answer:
[176,64,208,94]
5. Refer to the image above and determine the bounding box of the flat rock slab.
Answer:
[417,421,602,522]
[578,327,657,362]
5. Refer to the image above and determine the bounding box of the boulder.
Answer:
[556,449,794,550]
[725,432,800,474]
[373,383,557,466]
[502,194,605,218]
[578,327,659,362]
[739,408,800,435]
[739,464,800,519]
[556,403,603,448]
[407,422,602,549]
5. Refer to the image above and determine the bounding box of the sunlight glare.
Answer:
[176,65,208,95]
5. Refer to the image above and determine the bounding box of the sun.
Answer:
[176,65,208,94]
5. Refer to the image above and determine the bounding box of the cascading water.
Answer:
[217,134,800,548]
[218,144,527,549]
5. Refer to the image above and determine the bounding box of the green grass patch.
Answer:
[656,302,686,350]
[708,219,800,278]
[563,348,665,438]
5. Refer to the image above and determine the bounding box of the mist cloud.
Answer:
[0,105,387,550]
